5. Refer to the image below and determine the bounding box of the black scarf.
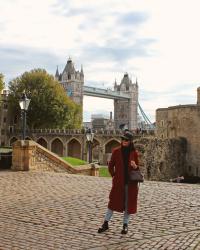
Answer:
[121,145,131,185]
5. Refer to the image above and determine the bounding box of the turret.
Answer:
[80,65,84,81]
[120,73,131,91]
[197,87,200,105]
[114,79,117,91]
[62,57,75,81]
[55,66,59,81]
[136,78,138,87]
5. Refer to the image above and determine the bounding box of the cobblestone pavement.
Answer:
[0,171,200,250]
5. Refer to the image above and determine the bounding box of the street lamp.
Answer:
[19,93,30,140]
[86,129,94,163]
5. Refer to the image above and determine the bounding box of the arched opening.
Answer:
[92,139,100,163]
[25,137,31,140]
[68,138,81,159]
[37,137,47,149]
[104,140,120,165]
[10,137,18,146]
[51,138,64,156]
[105,140,120,154]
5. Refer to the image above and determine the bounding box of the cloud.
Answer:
[117,11,148,26]
[0,45,61,83]
[79,38,155,65]
[51,4,92,17]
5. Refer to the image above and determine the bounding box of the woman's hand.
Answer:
[131,160,138,169]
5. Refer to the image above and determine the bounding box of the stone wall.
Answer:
[134,137,187,181]
[156,104,200,177]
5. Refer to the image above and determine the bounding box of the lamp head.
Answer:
[19,92,30,111]
[86,128,94,142]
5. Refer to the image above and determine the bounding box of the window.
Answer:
[9,126,14,133]
[3,103,8,109]
[160,120,164,127]
[3,117,6,123]
[13,115,17,125]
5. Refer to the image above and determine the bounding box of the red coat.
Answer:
[108,146,139,214]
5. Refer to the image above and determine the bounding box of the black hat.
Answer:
[121,131,133,141]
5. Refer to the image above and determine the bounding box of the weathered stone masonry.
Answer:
[156,87,200,177]
[135,137,187,181]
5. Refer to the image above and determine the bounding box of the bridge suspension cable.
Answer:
[138,102,155,130]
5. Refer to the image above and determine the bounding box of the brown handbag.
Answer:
[129,169,144,182]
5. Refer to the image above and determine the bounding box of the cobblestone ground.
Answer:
[0,171,200,250]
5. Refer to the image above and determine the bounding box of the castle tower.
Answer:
[114,73,138,130]
[197,87,200,105]
[55,58,84,125]
[55,58,84,107]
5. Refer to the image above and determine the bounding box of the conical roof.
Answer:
[63,57,75,74]
[120,73,131,87]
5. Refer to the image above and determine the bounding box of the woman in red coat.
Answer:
[98,130,139,234]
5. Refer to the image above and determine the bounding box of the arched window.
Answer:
[51,138,64,156]
[37,138,47,148]
[105,140,120,154]
[10,137,18,145]
[92,139,100,162]
[68,139,81,159]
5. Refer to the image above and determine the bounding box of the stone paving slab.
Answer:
[0,171,200,250]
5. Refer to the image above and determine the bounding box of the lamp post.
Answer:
[19,93,30,140]
[86,129,94,163]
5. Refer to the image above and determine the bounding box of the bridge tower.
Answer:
[55,58,84,106]
[114,73,138,130]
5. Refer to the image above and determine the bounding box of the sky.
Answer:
[1,0,200,122]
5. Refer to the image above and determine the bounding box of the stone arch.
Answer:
[51,138,64,156]
[25,137,32,140]
[103,139,120,165]
[10,137,18,146]
[92,138,101,162]
[67,138,81,159]
[37,137,47,148]
[104,139,120,154]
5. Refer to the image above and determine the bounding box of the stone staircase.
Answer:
[12,140,99,176]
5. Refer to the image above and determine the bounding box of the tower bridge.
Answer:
[55,58,153,130]
[83,86,131,100]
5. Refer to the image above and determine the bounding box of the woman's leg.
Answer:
[105,208,113,222]
[121,211,130,234]
[98,208,113,233]
[123,210,130,225]
[121,185,130,234]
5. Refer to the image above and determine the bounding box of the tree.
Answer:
[8,69,82,129]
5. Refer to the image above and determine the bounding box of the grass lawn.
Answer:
[0,147,12,153]
[62,156,111,177]
[99,166,111,177]
[62,157,87,166]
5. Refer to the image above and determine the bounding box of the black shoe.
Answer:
[121,223,128,234]
[98,221,109,233]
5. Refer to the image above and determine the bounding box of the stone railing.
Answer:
[12,140,99,176]
[9,128,154,135]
